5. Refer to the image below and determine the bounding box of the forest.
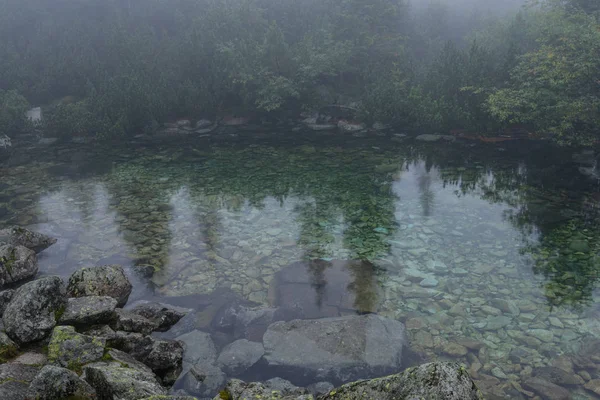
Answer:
[0,0,598,145]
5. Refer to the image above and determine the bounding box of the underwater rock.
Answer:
[127,301,189,332]
[84,362,168,399]
[3,276,66,344]
[318,362,482,400]
[48,326,106,369]
[523,377,570,400]
[0,226,57,254]
[0,245,38,288]
[211,302,278,342]
[337,120,366,132]
[176,329,218,366]
[28,365,97,400]
[59,296,118,326]
[182,363,227,398]
[216,339,264,376]
[263,314,407,383]
[66,265,132,307]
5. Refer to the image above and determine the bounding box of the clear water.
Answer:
[1,131,599,398]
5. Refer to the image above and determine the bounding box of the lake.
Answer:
[1,129,599,398]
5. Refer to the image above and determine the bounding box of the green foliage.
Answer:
[0,90,30,137]
[487,10,600,144]
[0,0,597,144]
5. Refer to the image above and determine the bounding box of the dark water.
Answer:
[1,131,599,398]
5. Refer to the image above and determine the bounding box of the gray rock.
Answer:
[82,324,118,341]
[533,366,583,386]
[319,362,482,400]
[0,227,57,253]
[48,326,106,369]
[0,245,38,288]
[266,377,309,395]
[111,308,159,335]
[66,265,132,307]
[3,276,66,344]
[211,303,277,341]
[263,314,407,383]
[176,330,217,365]
[28,365,96,400]
[419,276,439,288]
[141,397,199,400]
[214,378,311,400]
[0,363,41,399]
[59,296,118,326]
[183,363,226,398]
[482,316,512,331]
[0,289,14,316]
[107,348,154,375]
[84,362,167,399]
[0,331,18,361]
[131,338,184,386]
[308,381,335,396]
[523,377,570,400]
[217,339,264,375]
[128,301,189,332]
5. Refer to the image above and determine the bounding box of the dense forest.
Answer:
[0,0,598,144]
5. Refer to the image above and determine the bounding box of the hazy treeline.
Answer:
[0,0,598,144]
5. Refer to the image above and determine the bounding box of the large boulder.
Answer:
[67,265,132,307]
[84,362,168,400]
[48,326,106,370]
[318,362,483,400]
[0,245,38,288]
[0,227,57,254]
[127,301,189,332]
[3,276,66,344]
[28,365,97,400]
[59,296,118,326]
[263,314,407,383]
[217,339,264,376]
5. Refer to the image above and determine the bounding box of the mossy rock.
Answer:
[47,326,106,372]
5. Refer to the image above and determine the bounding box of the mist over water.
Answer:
[0,0,599,399]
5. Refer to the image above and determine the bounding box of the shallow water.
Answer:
[1,131,600,398]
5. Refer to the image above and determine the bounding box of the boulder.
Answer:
[217,339,264,376]
[318,362,482,400]
[28,365,97,400]
[107,348,155,375]
[0,363,41,400]
[59,296,118,326]
[263,314,407,383]
[130,338,184,386]
[182,363,227,399]
[128,301,189,332]
[84,362,168,399]
[0,245,38,288]
[176,330,217,365]
[0,289,14,316]
[48,326,106,370]
[214,378,311,400]
[211,303,278,341]
[0,331,18,361]
[111,308,159,335]
[67,265,132,307]
[3,276,66,344]
[0,226,57,253]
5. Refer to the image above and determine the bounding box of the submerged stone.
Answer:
[0,226,57,254]
[263,314,406,383]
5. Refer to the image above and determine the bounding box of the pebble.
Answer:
[419,277,439,288]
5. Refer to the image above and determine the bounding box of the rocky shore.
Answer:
[0,226,487,399]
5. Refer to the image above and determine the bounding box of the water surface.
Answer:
[1,131,599,398]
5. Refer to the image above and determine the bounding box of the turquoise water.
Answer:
[1,132,599,398]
